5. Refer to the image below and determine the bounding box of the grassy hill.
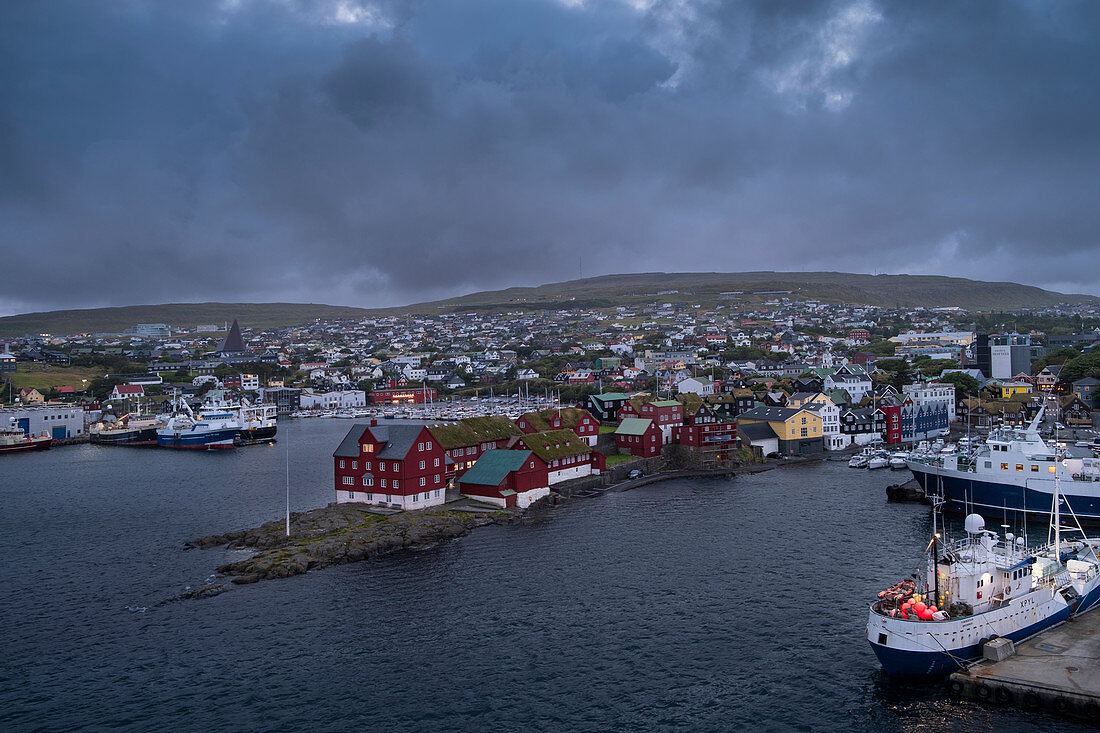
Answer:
[1,272,1094,336]
[396,271,1098,314]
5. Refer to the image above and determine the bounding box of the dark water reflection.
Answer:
[0,421,1079,731]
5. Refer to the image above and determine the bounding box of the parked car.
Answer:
[627,469,644,480]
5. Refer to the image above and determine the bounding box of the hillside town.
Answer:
[2,297,1098,499]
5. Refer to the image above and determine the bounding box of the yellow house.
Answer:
[789,392,836,409]
[737,405,824,454]
[18,388,45,404]
[998,381,1033,399]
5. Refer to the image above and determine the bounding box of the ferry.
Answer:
[867,497,1100,677]
[156,397,240,450]
[0,419,52,454]
[907,408,1100,522]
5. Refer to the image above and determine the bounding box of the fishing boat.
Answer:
[908,408,1100,522]
[849,454,869,468]
[236,399,278,444]
[0,419,52,454]
[889,451,909,470]
[89,412,161,446]
[867,481,1100,677]
[156,396,240,450]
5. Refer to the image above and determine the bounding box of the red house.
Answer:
[428,416,524,480]
[515,407,600,447]
[883,403,904,444]
[515,429,602,484]
[458,449,550,508]
[639,399,683,443]
[614,418,664,457]
[672,407,738,459]
[333,421,446,510]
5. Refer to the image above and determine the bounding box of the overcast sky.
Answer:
[2,0,1099,316]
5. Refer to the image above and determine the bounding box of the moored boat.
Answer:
[867,493,1100,677]
[0,420,52,454]
[908,408,1100,523]
[89,413,160,446]
[156,397,239,450]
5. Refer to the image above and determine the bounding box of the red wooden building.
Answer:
[515,429,603,484]
[333,420,446,509]
[614,418,664,457]
[427,416,524,480]
[672,407,738,458]
[882,403,904,444]
[369,386,437,405]
[515,407,600,446]
[458,449,550,508]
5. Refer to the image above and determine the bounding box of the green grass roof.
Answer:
[427,415,523,449]
[519,429,591,461]
[520,407,589,432]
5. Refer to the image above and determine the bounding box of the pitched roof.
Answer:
[650,400,681,407]
[334,424,369,457]
[519,407,590,432]
[591,392,631,402]
[519,429,591,461]
[459,450,533,488]
[615,417,654,436]
[738,421,778,441]
[427,415,522,449]
[218,319,246,353]
[737,405,813,422]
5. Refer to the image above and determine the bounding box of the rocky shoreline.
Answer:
[174,503,516,601]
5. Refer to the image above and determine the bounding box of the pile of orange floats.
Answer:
[888,595,939,620]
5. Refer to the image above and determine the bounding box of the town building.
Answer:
[671,406,737,459]
[1074,377,1099,409]
[736,406,824,455]
[676,377,718,396]
[368,386,438,405]
[515,429,602,484]
[586,392,632,422]
[0,405,85,440]
[903,381,957,422]
[1059,396,1093,427]
[614,417,664,457]
[109,384,145,402]
[458,450,550,508]
[515,407,599,447]
[428,416,524,479]
[299,389,366,410]
[332,422,446,509]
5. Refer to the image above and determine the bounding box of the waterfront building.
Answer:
[458,450,550,508]
[515,407,599,447]
[672,406,737,459]
[300,389,366,410]
[637,399,683,444]
[428,416,524,480]
[614,418,664,458]
[17,388,45,405]
[0,405,85,440]
[368,386,437,405]
[790,393,844,450]
[261,387,301,414]
[514,430,602,484]
[903,381,957,422]
[824,364,873,402]
[332,421,445,509]
[736,406,824,455]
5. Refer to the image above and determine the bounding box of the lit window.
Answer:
[1049,466,1056,474]
[1031,465,1038,472]
[1016,464,1023,472]
[1001,463,1008,470]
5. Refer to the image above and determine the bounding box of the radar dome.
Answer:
[964,514,985,534]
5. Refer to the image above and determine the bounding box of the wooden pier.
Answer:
[948,611,1100,721]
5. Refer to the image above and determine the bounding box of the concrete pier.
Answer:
[948,611,1100,721]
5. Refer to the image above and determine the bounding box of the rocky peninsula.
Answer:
[184,503,514,593]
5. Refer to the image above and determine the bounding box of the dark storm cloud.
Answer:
[1,0,1099,315]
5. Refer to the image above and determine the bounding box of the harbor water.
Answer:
[0,419,1083,731]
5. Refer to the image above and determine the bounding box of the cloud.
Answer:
[1,0,1099,316]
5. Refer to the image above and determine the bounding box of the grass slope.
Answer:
[2,272,1095,337]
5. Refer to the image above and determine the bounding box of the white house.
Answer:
[676,377,717,397]
[825,365,873,402]
[299,389,367,410]
[903,381,957,422]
